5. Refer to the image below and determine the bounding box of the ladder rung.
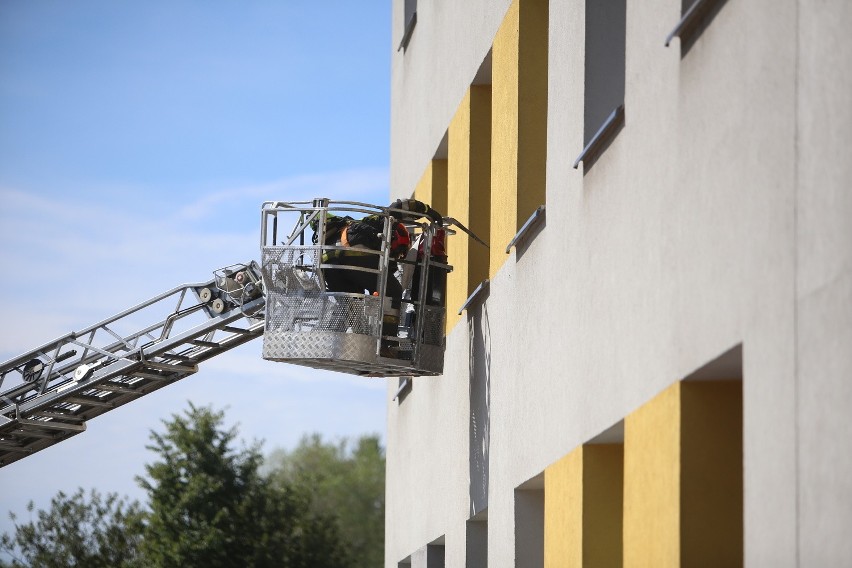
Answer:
[190,340,221,349]
[33,411,85,423]
[19,418,86,432]
[0,441,27,452]
[222,326,250,334]
[141,360,197,373]
[129,371,170,381]
[65,396,114,408]
[11,428,56,439]
[160,353,195,363]
[97,383,140,394]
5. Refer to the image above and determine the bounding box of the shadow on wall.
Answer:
[469,303,491,517]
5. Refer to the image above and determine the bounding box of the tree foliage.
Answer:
[137,402,350,568]
[266,433,386,568]
[0,406,381,568]
[0,488,144,568]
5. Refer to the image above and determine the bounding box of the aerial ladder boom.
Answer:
[0,263,265,468]
[0,198,469,468]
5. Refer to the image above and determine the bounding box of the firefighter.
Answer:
[313,200,443,357]
[319,214,410,305]
[311,209,406,356]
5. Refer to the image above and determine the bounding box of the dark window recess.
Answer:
[398,0,417,52]
[577,0,626,174]
[666,0,729,56]
[573,105,625,172]
[426,543,446,568]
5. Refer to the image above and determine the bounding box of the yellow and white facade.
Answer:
[385,0,852,566]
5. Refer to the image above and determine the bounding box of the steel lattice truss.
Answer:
[0,262,265,468]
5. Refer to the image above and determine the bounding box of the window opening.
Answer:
[575,0,626,173]
[466,512,488,568]
[427,540,446,568]
[515,474,545,567]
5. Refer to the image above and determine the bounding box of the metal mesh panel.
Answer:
[399,303,444,347]
[421,306,445,346]
[260,239,446,377]
[265,292,381,336]
[263,245,382,336]
[262,246,322,294]
[416,344,444,374]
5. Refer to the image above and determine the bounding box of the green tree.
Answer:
[137,402,350,568]
[266,434,385,568]
[0,488,145,568]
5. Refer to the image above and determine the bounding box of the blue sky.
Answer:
[0,1,392,533]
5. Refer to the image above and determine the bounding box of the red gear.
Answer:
[390,222,410,258]
[418,228,446,258]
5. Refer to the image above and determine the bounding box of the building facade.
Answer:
[385,0,852,566]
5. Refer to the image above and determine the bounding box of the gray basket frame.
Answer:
[259,199,450,377]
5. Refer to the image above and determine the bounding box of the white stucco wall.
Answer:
[796,1,852,564]
[386,0,852,566]
[389,0,513,198]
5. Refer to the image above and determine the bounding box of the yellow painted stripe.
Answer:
[490,0,548,277]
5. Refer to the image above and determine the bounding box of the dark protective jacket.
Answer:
[312,213,385,252]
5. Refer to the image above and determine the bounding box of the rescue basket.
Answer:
[259,199,451,377]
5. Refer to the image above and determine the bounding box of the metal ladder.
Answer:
[0,261,265,468]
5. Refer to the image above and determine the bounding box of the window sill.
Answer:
[665,0,729,56]
[458,280,489,316]
[394,376,413,402]
[398,12,417,52]
[505,205,545,254]
[573,105,625,174]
